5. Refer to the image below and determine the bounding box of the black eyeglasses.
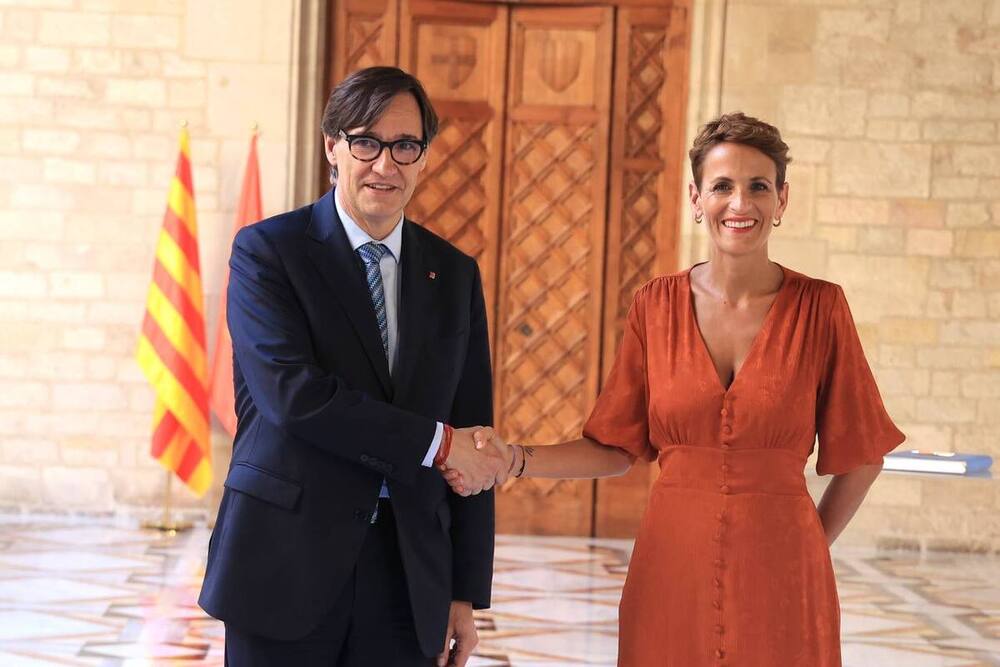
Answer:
[338,130,427,166]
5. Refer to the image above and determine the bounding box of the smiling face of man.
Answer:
[323,92,429,240]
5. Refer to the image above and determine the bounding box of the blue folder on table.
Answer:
[883,450,993,475]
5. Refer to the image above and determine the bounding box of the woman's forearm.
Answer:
[816,462,882,546]
[513,437,633,480]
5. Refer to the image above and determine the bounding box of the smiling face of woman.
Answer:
[690,141,789,259]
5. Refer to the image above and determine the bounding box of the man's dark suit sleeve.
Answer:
[228,225,437,485]
[447,263,495,609]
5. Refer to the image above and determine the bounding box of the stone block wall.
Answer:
[0,0,294,515]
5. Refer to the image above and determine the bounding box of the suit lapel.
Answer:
[305,191,393,398]
[393,221,435,404]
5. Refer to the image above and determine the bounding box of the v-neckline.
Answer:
[685,262,788,395]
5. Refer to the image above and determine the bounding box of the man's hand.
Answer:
[438,600,478,667]
[442,429,512,495]
[439,426,505,496]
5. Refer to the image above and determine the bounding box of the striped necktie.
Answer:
[356,241,392,510]
[355,242,389,359]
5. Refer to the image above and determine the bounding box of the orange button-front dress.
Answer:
[583,265,905,667]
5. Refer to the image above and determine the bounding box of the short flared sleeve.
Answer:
[815,285,905,475]
[582,286,655,462]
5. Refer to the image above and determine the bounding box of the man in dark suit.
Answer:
[199,67,506,666]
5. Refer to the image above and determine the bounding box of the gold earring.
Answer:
[773,218,782,227]
[694,214,703,224]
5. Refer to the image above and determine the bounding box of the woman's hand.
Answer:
[440,428,511,495]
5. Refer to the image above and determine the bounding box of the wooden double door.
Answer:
[328,0,690,537]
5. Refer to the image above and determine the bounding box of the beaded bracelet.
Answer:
[515,445,528,478]
[434,424,454,467]
[507,444,519,476]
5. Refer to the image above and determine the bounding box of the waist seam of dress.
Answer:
[658,444,809,458]
[653,484,810,498]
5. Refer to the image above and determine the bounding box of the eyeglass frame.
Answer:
[337,130,428,166]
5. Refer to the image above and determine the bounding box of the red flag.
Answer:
[209,131,262,436]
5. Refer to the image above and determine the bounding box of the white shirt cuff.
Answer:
[422,421,445,467]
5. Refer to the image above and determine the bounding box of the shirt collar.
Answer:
[334,187,403,262]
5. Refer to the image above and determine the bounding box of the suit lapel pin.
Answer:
[428,271,436,280]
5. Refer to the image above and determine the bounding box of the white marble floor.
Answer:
[0,516,997,666]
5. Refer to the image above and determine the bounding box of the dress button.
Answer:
[720,442,731,449]
[712,599,721,609]
[722,425,732,435]
[716,512,724,521]
[720,485,731,493]
[715,624,725,634]
[714,559,724,567]
[721,464,730,473]
[716,649,726,658]
[720,407,728,416]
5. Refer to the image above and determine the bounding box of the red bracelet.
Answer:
[434,424,454,467]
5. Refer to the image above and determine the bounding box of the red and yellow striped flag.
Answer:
[136,127,212,497]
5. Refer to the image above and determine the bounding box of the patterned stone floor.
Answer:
[0,515,998,666]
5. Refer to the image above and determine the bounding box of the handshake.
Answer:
[437,426,518,496]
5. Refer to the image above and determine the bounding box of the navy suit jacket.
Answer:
[198,190,495,656]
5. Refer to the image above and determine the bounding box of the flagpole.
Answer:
[142,469,193,533]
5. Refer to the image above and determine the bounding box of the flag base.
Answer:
[142,470,193,534]
[141,517,193,534]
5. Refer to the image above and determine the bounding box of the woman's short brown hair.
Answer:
[689,112,791,188]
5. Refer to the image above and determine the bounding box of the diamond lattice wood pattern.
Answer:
[619,24,668,319]
[408,116,491,261]
[498,121,598,447]
[347,18,388,71]
[618,170,660,320]
[331,0,398,81]
[607,20,671,360]
[625,27,667,159]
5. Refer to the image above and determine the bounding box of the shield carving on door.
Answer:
[538,34,582,93]
[430,30,477,90]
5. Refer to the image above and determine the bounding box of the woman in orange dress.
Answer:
[453,112,904,666]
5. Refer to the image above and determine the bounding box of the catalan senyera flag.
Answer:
[209,130,262,437]
[136,127,212,497]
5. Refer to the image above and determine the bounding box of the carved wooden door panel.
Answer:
[594,4,690,537]
[330,0,399,83]
[492,6,614,536]
[398,0,509,329]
